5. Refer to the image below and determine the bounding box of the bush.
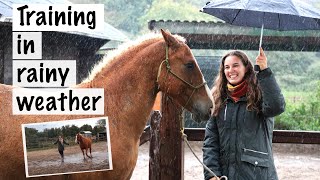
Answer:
[275,84,320,131]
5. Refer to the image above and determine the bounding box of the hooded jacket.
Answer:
[203,68,285,180]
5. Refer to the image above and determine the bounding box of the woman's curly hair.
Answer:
[211,50,262,116]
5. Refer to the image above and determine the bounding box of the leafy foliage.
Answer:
[275,83,320,130]
[24,124,106,150]
[138,0,214,33]
[102,0,153,36]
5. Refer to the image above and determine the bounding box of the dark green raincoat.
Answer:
[203,68,285,180]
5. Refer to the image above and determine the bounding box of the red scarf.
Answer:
[227,81,248,102]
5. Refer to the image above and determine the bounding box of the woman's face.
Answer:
[224,55,246,85]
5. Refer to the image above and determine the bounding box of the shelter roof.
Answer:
[148,20,320,51]
[80,131,92,134]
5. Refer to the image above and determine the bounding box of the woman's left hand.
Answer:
[256,47,268,71]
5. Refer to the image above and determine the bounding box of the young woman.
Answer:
[54,135,69,161]
[203,48,285,180]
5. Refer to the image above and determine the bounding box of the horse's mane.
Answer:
[82,32,186,83]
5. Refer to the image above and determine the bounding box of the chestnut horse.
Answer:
[0,30,213,179]
[75,133,93,159]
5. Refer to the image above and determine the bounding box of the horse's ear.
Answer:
[161,29,179,48]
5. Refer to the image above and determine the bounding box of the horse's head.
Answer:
[157,29,214,122]
[75,133,81,144]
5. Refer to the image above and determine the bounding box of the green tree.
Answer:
[317,81,320,99]
[80,124,93,132]
[25,127,38,138]
[25,128,39,149]
[138,0,215,33]
[62,125,72,137]
[44,127,62,138]
[70,125,80,136]
[92,119,106,135]
[96,119,106,127]
[103,0,154,36]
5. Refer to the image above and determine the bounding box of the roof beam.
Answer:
[149,20,320,51]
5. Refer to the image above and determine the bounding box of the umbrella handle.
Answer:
[255,23,264,72]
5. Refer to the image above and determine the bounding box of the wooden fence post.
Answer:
[149,111,161,180]
[149,94,184,180]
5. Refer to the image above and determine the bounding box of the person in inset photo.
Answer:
[54,135,69,161]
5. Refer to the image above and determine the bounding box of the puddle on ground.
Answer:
[28,151,109,168]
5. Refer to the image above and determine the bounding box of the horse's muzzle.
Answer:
[191,100,212,122]
[191,111,211,123]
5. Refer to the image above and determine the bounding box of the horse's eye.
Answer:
[185,62,194,70]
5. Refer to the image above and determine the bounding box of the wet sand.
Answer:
[132,142,320,180]
[26,141,110,177]
[26,140,320,179]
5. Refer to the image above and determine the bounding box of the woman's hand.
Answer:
[256,47,268,71]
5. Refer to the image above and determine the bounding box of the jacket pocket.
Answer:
[241,148,269,167]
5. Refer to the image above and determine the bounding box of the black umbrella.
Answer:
[201,0,320,70]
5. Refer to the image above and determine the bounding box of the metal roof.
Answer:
[148,20,320,37]
[0,0,128,41]
[148,20,320,51]
[80,131,92,134]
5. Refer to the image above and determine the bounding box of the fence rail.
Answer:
[184,128,320,144]
[141,127,320,145]
[139,110,320,180]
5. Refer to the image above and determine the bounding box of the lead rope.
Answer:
[180,125,228,180]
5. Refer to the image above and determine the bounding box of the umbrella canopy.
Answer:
[202,0,320,31]
[201,0,320,71]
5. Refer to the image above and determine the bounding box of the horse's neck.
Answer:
[79,41,164,139]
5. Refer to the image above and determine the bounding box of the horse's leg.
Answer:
[89,144,92,158]
[85,148,91,159]
[81,149,85,159]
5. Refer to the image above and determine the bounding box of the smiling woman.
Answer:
[223,55,247,86]
[203,48,285,180]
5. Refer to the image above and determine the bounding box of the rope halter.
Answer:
[156,45,207,109]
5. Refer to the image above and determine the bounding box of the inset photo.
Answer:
[21,117,112,178]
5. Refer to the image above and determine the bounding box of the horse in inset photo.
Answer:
[75,133,93,159]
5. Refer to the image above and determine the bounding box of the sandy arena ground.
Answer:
[26,140,320,179]
[132,142,320,180]
[26,141,110,177]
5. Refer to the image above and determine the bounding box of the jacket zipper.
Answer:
[224,103,227,121]
[243,148,268,155]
